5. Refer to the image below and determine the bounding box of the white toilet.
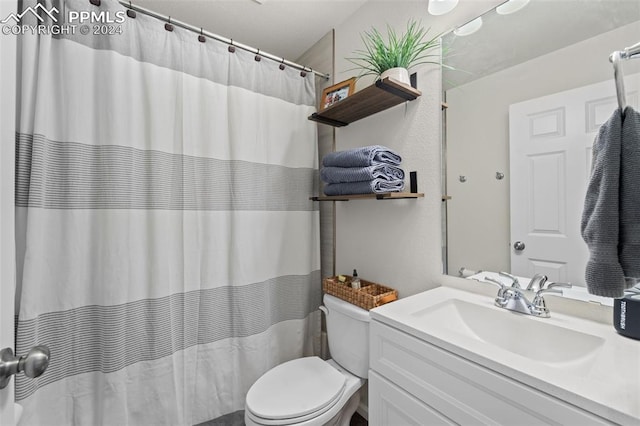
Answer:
[245,294,370,426]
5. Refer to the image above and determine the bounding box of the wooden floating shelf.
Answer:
[308,77,422,127]
[310,192,424,201]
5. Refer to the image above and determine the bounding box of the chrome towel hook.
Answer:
[611,50,626,115]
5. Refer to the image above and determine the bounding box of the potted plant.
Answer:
[347,20,441,85]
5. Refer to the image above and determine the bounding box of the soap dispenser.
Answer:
[351,269,361,289]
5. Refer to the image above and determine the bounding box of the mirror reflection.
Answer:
[442,0,640,296]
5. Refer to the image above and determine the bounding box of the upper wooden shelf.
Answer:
[310,192,424,201]
[308,77,422,127]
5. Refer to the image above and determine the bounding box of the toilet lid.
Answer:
[246,357,346,421]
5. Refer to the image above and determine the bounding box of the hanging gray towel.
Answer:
[322,145,401,167]
[323,179,405,196]
[320,164,405,184]
[581,106,640,297]
[619,107,640,282]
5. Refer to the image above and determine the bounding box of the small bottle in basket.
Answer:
[351,269,361,289]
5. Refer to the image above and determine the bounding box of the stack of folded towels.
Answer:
[320,145,405,196]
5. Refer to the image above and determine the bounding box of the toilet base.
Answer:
[328,391,360,426]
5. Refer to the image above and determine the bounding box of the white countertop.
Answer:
[371,286,640,425]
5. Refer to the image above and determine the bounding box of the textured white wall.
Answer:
[331,1,503,298]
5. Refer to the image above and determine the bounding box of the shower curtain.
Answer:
[14,0,321,424]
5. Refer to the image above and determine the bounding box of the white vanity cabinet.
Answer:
[369,320,613,425]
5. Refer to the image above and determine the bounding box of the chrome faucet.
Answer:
[530,283,573,317]
[484,276,571,318]
[498,271,521,289]
[526,273,548,292]
[484,277,508,304]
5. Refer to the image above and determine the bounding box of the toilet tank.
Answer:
[322,294,370,378]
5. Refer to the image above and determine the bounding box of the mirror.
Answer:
[442,0,640,297]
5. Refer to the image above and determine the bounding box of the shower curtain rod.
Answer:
[610,41,640,114]
[116,0,331,80]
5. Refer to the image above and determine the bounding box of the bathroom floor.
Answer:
[196,411,367,425]
[350,412,368,426]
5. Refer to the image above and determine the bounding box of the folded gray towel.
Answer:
[322,145,401,167]
[320,165,405,184]
[323,179,404,196]
[581,106,640,297]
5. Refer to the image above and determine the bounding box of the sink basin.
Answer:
[370,286,640,424]
[413,299,605,364]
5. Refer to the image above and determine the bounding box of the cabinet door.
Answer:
[369,371,455,426]
[370,321,613,425]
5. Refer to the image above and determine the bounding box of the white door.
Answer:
[0,0,17,424]
[510,75,639,285]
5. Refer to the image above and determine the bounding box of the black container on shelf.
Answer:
[613,294,640,340]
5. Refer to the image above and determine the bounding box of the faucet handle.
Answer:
[545,282,572,291]
[484,277,506,292]
[499,271,520,289]
[532,282,572,316]
[526,273,548,291]
[534,282,571,298]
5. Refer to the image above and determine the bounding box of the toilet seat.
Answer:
[245,357,346,425]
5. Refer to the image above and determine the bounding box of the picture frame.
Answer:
[320,77,356,111]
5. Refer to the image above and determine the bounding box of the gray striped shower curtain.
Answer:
[14,0,321,424]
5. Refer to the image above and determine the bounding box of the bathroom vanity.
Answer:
[368,287,640,425]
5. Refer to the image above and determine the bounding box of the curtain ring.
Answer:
[198,28,206,43]
[300,66,308,77]
[126,1,136,18]
[228,39,236,53]
[255,49,261,62]
[165,16,174,32]
[279,58,286,71]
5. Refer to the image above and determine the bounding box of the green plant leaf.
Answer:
[346,19,443,78]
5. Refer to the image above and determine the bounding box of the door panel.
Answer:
[528,151,565,235]
[510,76,639,285]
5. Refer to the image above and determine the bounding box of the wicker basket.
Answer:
[322,276,398,310]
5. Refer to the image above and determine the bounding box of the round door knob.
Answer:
[513,241,526,251]
[0,344,50,389]
[19,345,50,378]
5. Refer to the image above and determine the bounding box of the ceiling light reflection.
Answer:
[454,17,483,37]
[428,0,459,16]
[496,0,530,15]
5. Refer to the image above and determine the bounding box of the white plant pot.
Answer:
[380,67,410,85]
